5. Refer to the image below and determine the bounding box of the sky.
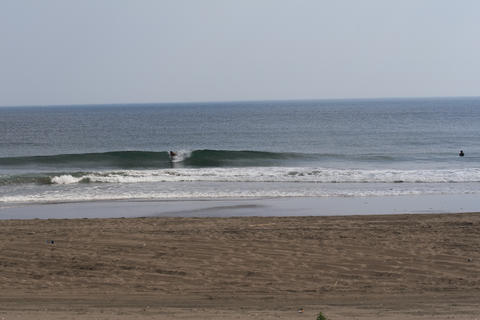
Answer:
[0,0,479,106]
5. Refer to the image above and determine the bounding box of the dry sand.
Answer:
[0,212,479,319]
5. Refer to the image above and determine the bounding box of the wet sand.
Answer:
[1,212,479,319]
[2,194,480,219]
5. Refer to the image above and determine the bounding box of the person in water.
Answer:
[169,151,177,157]
[459,150,464,157]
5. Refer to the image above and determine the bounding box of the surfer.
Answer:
[169,151,177,161]
[459,150,464,157]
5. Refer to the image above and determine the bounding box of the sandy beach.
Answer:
[1,212,479,319]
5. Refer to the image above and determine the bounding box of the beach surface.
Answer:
[1,212,479,319]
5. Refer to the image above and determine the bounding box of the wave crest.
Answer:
[0,149,314,169]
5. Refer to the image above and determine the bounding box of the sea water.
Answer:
[1,97,480,205]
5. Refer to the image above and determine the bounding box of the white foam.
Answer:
[50,167,480,184]
[50,175,82,184]
[2,182,479,204]
[5,166,479,205]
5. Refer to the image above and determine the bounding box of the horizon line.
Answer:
[1,95,479,108]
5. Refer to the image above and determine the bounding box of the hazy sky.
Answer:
[1,0,479,106]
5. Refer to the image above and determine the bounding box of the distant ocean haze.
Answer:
[1,98,479,204]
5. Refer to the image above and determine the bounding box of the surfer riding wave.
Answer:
[168,150,189,163]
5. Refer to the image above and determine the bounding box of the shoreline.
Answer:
[1,193,480,220]
[1,212,479,319]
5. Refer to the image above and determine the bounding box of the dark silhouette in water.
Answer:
[459,150,464,157]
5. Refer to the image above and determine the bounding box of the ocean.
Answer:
[1,97,480,206]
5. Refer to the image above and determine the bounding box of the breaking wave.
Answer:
[0,149,391,169]
[2,167,480,186]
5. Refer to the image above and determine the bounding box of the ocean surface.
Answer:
[1,97,480,206]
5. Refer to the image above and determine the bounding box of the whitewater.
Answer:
[45,167,480,185]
